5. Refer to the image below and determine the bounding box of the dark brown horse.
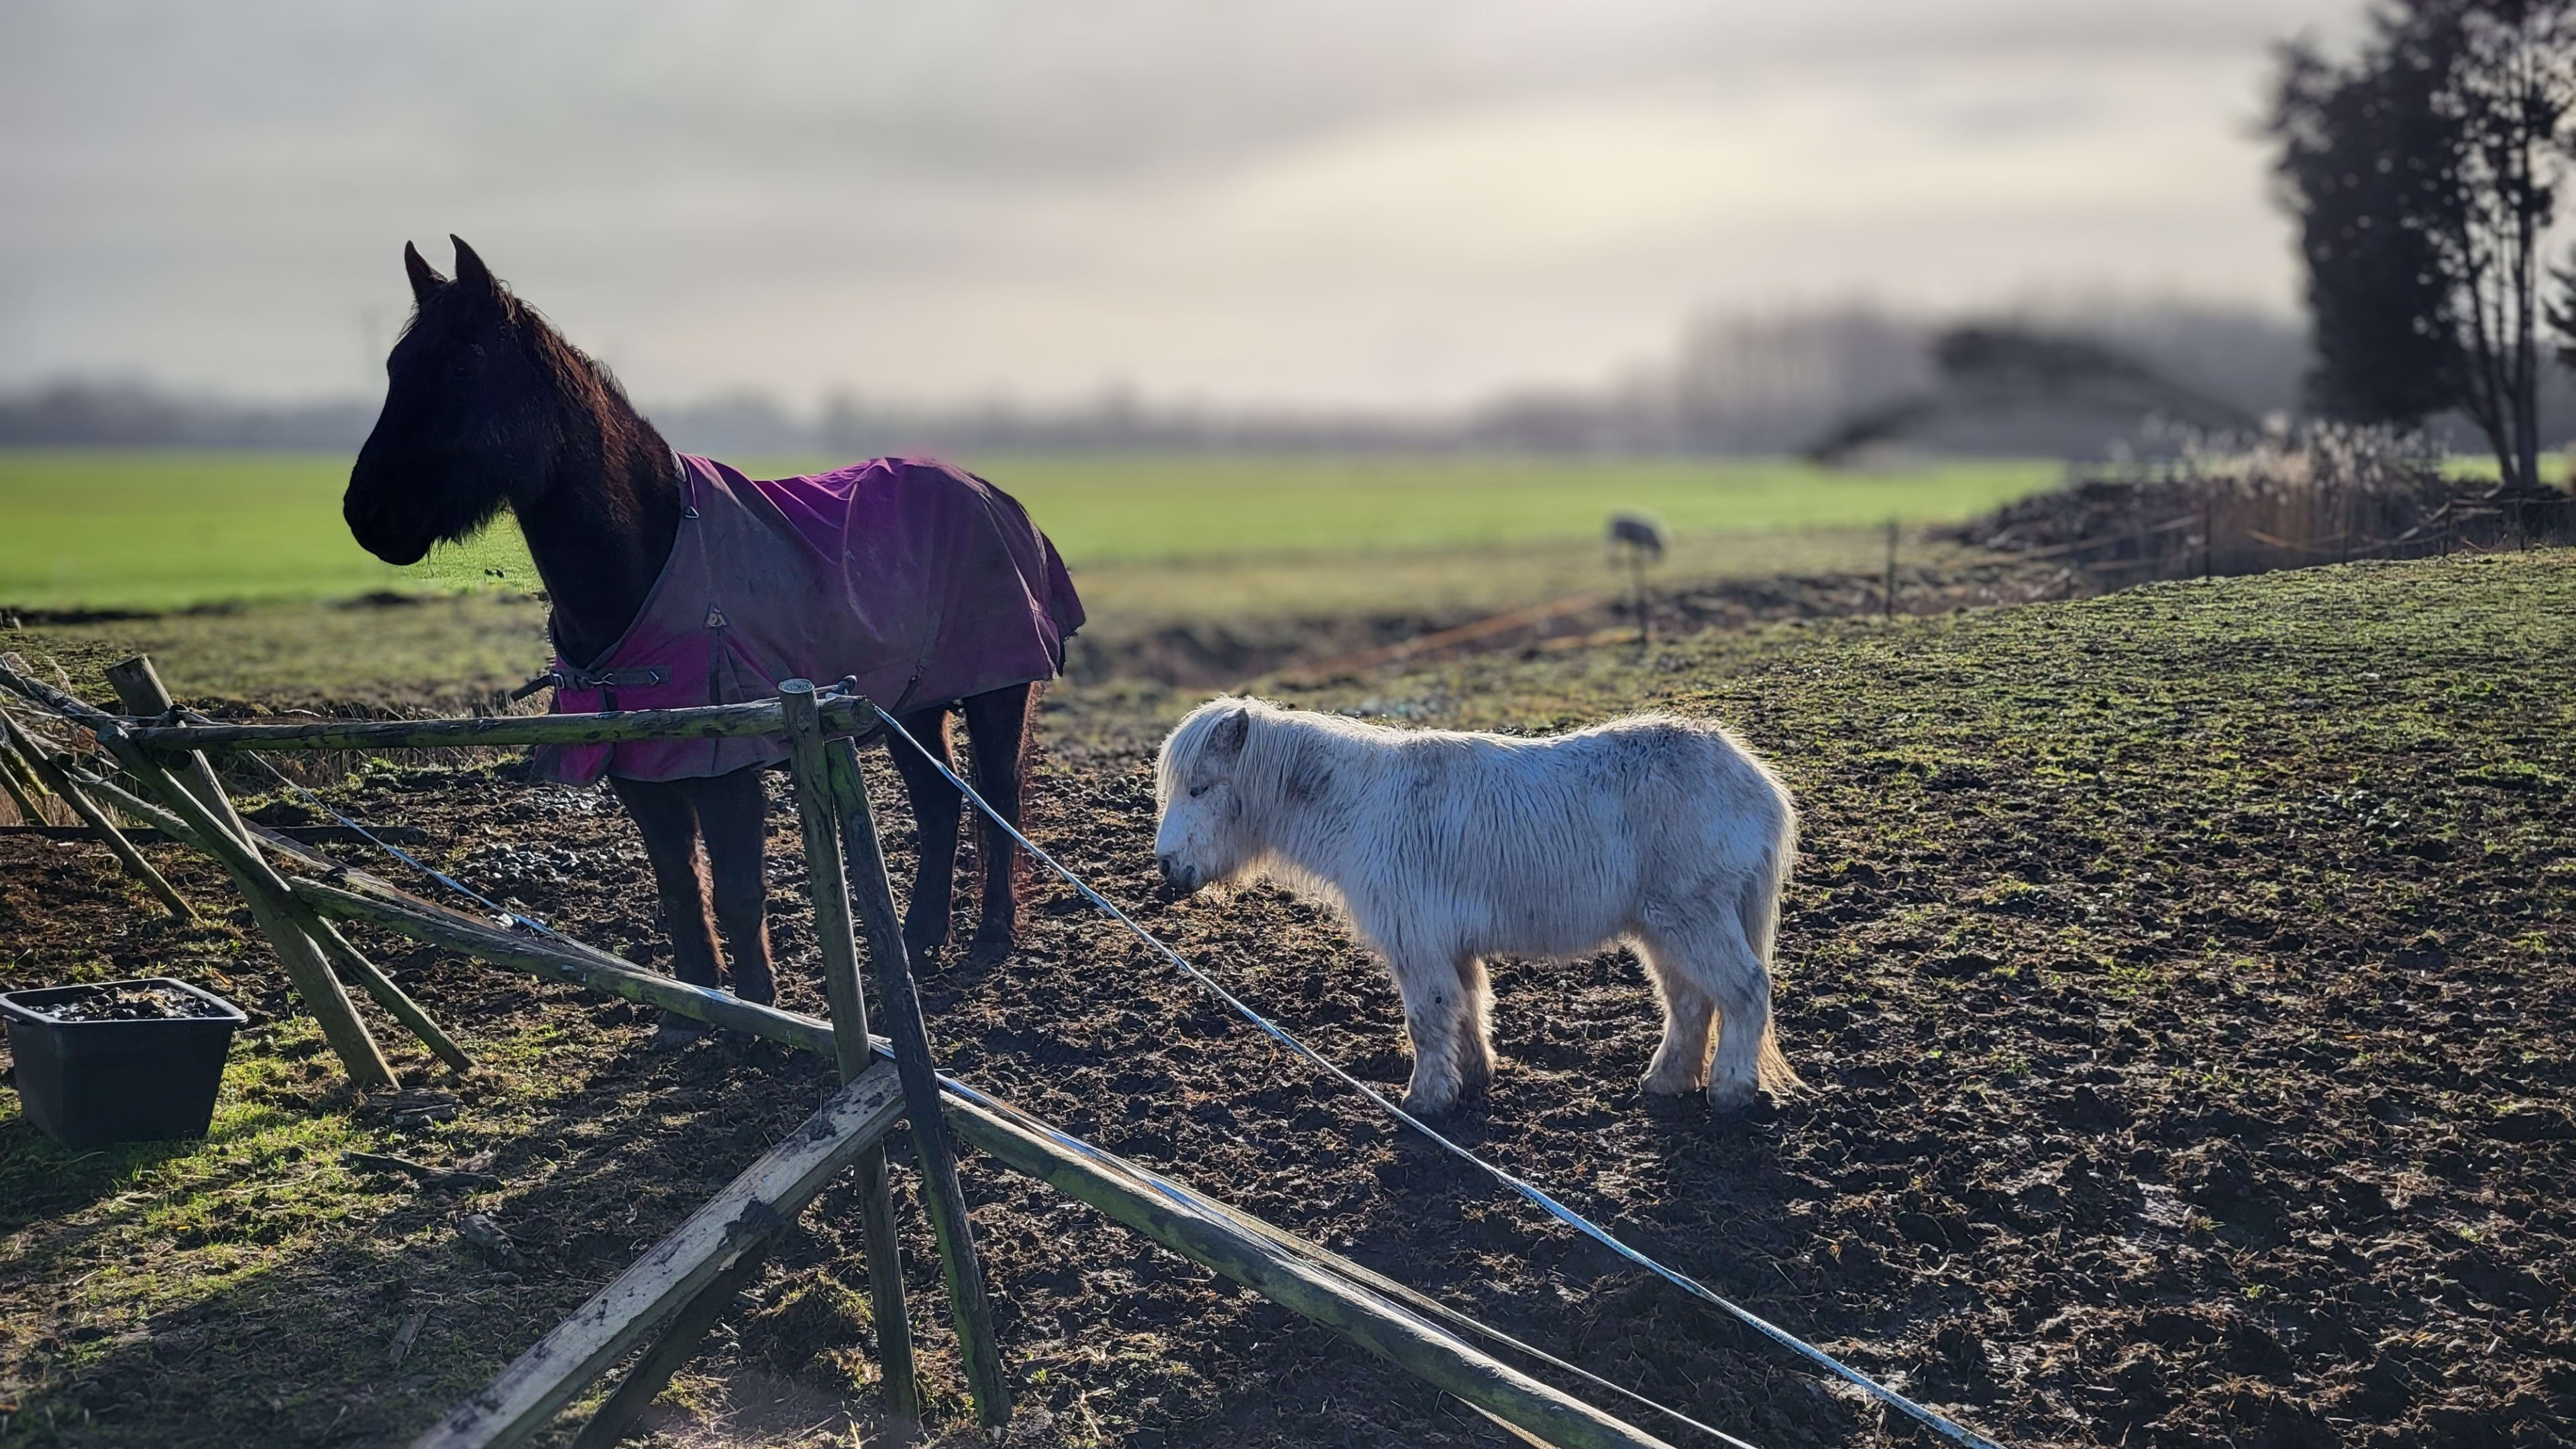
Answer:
[345,237,1039,1035]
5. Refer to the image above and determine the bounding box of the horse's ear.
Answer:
[1212,707,1250,759]
[403,241,446,305]
[450,235,498,299]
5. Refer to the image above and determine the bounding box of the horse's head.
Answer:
[1154,698,1263,893]
[345,237,572,566]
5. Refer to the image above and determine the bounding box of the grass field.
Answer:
[0,449,2058,613]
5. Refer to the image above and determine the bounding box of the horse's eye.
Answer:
[1188,784,1209,798]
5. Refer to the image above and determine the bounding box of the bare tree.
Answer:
[2273,1,2576,492]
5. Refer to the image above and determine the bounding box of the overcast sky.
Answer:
[2,1,2363,411]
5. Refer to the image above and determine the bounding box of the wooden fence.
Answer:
[0,653,1676,1449]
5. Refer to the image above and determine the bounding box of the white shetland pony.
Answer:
[1153,696,1801,1116]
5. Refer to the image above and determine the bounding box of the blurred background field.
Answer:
[0,446,2053,611]
[0,445,2051,706]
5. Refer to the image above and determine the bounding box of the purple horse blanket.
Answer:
[531,454,1083,785]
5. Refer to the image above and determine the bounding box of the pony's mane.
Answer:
[1159,696,1373,812]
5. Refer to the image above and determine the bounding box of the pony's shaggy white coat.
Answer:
[1153,697,1800,1114]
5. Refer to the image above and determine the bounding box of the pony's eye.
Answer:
[1188,784,1209,798]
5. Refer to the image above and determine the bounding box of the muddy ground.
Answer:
[3,552,2574,1449]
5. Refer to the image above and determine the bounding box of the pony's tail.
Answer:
[1756,1024,1805,1096]
[1745,796,1805,1097]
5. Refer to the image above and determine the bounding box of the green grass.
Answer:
[0,449,2059,613]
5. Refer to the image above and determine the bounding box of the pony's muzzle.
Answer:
[1156,853,1199,892]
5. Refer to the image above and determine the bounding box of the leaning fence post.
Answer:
[0,708,195,920]
[121,742,399,1089]
[103,653,468,1073]
[778,680,920,1421]
[0,655,398,1091]
[820,702,1012,1432]
[293,909,474,1073]
[0,729,56,826]
[105,655,254,843]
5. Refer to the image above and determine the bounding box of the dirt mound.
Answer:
[1943,428,2574,582]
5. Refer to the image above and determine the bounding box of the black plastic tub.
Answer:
[0,977,246,1149]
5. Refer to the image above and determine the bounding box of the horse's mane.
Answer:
[407,279,669,482]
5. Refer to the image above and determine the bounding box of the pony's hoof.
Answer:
[1706,1081,1758,1114]
[1640,1071,1702,1097]
[1399,1085,1461,1119]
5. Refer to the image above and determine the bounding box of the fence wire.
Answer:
[859,694,2010,1449]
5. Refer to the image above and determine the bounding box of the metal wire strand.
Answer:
[861,697,2007,1449]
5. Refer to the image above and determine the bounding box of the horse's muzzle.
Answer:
[1156,853,1199,893]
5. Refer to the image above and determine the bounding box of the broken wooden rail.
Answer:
[119,694,879,754]
[409,1063,910,1449]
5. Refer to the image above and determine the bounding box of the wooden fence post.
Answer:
[0,708,195,920]
[1882,517,1899,621]
[822,720,1012,1432]
[780,680,919,1418]
[566,1238,775,1449]
[942,1091,1680,1449]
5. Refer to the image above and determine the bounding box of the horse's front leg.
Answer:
[609,776,721,1043]
[885,707,965,963]
[959,684,1034,968]
[690,767,774,1005]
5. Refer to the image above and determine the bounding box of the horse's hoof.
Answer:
[1640,1072,1701,1097]
[653,1018,709,1051]
[963,932,1015,971]
[901,924,950,966]
[731,974,775,1008]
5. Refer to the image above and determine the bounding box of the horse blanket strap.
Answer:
[529,454,1084,786]
[509,665,672,702]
